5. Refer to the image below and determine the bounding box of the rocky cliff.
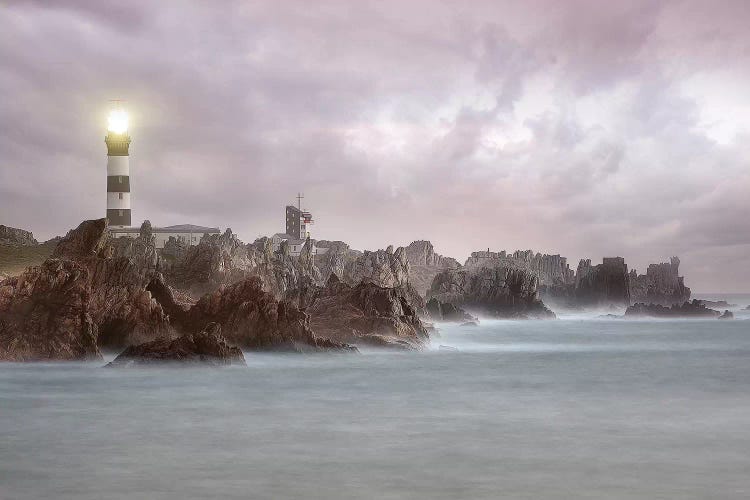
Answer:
[0,219,172,361]
[428,263,555,319]
[307,275,429,349]
[625,299,719,318]
[402,240,460,297]
[629,257,691,306]
[0,225,38,246]
[574,257,631,307]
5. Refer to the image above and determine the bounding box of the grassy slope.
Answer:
[0,242,57,277]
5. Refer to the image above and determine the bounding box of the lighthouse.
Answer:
[105,108,131,227]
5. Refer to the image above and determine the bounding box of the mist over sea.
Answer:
[1,300,749,499]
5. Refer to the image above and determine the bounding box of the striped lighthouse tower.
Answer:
[105,108,131,227]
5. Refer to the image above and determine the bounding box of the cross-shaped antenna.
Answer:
[297,192,304,210]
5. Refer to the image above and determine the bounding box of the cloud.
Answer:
[1,0,749,291]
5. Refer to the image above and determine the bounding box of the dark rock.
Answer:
[0,219,172,361]
[624,299,720,318]
[460,321,479,327]
[0,225,38,246]
[184,276,355,352]
[106,323,245,367]
[575,257,631,307]
[697,299,737,308]
[718,310,734,320]
[0,259,100,361]
[306,275,429,349]
[428,264,555,319]
[629,257,691,306]
[425,297,476,322]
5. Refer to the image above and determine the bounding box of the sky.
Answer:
[1,0,749,292]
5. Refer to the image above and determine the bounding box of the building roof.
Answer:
[109,224,220,233]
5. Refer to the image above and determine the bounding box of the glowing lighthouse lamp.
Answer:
[105,108,131,228]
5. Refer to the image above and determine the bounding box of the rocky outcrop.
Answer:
[106,323,245,367]
[624,300,720,318]
[718,310,734,320]
[0,259,100,361]
[464,249,577,307]
[428,264,555,319]
[402,241,460,297]
[0,225,38,246]
[182,276,354,352]
[425,297,476,323]
[343,247,409,289]
[574,257,631,307]
[0,219,172,361]
[697,300,736,308]
[629,257,690,306]
[307,275,429,349]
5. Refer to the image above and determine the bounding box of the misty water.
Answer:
[2,300,749,499]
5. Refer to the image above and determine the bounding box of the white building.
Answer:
[110,224,221,249]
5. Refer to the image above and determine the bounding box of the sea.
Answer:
[1,295,749,499]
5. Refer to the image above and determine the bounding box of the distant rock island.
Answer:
[0,218,733,363]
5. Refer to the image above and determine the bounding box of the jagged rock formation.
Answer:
[106,323,245,367]
[343,247,409,288]
[624,300,720,318]
[465,249,577,306]
[425,297,476,323]
[307,275,429,349]
[181,276,354,352]
[0,225,38,246]
[574,257,631,307]
[629,257,691,306]
[428,263,555,319]
[402,241,460,297]
[0,219,172,360]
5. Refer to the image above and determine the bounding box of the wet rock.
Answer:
[698,299,736,309]
[307,275,429,349]
[718,310,734,320]
[106,323,245,367]
[624,300,720,318]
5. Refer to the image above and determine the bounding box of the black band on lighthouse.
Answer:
[107,209,131,226]
[107,176,130,192]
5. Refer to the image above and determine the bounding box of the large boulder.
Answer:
[428,264,555,319]
[306,275,430,349]
[183,276,354,352]
[106,323,245,367]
